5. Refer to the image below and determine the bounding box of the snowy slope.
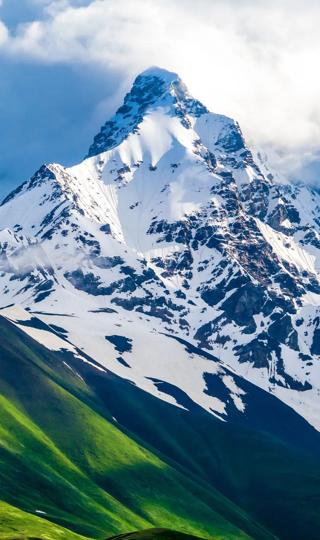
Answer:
[0,67,319,430]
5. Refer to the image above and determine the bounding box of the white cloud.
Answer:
[1,0,320,181]
[0,20,8,44]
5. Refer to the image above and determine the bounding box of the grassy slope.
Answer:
[53,332,320,540]
[83,367,320,540]
[0,317,270,540]
[1,315,320,539]
[0,501,88,540]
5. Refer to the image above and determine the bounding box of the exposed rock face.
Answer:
[0,67,319,430]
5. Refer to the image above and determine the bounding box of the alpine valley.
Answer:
[0,67,319,540]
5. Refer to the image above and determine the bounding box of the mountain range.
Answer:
[0,67,319,539]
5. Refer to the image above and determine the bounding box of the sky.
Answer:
[0,0,319,199]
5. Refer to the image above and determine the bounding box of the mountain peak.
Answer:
[135,66,181,87]
[138,66,180,82]
[0,65,320,444]
[86,66,208,158]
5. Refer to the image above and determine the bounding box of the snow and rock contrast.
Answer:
[0,67,319,429]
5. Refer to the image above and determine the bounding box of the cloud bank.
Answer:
[0,0,319,193]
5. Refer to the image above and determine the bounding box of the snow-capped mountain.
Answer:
[0,67,319,430]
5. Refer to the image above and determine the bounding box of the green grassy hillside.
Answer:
[0,501,88,539]
[0,316,270,540]
[0,315,319,539]
[76,364,320,540]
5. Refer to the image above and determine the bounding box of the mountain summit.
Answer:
[0,67,319,435]
[87,66,209,157]
[86,66,246,162]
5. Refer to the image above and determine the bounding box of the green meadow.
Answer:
[0,316,319,539]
